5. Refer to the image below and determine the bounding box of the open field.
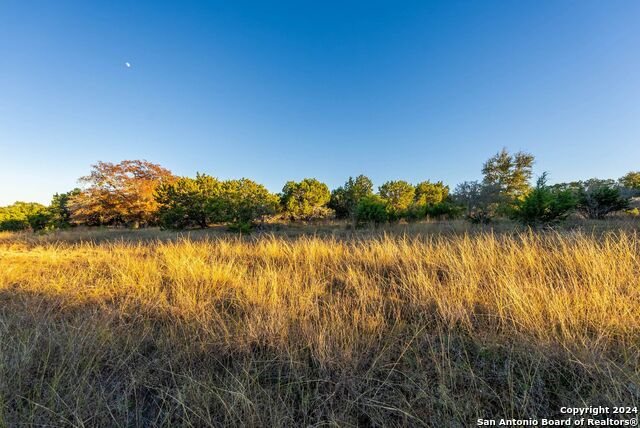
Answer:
[1,221,639,426]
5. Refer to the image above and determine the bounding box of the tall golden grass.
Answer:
[1,226,638,426]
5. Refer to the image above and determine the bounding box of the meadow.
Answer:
[1,220,639,426]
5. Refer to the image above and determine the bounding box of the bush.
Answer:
[0,218,30,232]
[155,174,222,229]
[576,179,629,219]
[0,202,48,231]
[280,178,331,220]
[219,179,280,227]
[355,195,388,226]
[48,190,81,229]
[425,201,463,219]
[510,174,576,226]
[328,175,373,219]
[414,181,449,205]
[453,181,503,223]
[378,180,415,218]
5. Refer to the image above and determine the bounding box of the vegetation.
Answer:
[1,226,638,426]
[620,171,640,190]
[378,180,415,219]
[354,194,389,226]
[155,174,222,229]
[452,181,502,223]
[2,150,637,233]
[69,160,175,227]
[510,174,576,226]
[280,178,332,220]
[0,201,47,231]
[328,175,374,219]
[481,148,534,200]
[575,179,630,219]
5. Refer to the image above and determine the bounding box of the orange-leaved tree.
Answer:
[70,160,175,227]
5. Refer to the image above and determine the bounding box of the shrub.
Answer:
[0,202,48,231]
[414,181,449,205]
[328,175,373,219]
[48,189,81,229]
[378,180,415,218]
[280,178,331,220]
[510,174,576,226]
[155,174,222,229]
[453,181,503,223]
[355,195,388,226]
[576,179,630,219]
[219,179,280,228]
[425,201,464,219]
[619,171,640,191]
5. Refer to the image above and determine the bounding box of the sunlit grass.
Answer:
[0,225,638,426]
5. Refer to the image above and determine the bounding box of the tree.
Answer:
[407,181,453,220]
[219,179,279,227]
[576,179,629,219]
[510,173,576,226]
[70,160,175,227]
[0,202,48,231]
[482,148,534,200]
[378,180,415,218]
[328,175,373,219]
[355,195,388,226]
[280,178,332,220]
[155,174,222,229]
[48,189,81,229]
[414,181,449,205]
[452,181,503,223]
[620,171,640,191]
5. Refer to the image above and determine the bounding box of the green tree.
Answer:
[378,180,415,218]
[328,175,373,219]
[576,179,629,219]
[280,178,332,220]
[414,181,449,205]
[48,189,81,229]
[620,171,640,191]
[452,181,503,224]
[355,195,388,226]
[510,173,576,226]
[155,174,222,229]
[482,148,534,200]
[0,202,48,231]
[219,179,280,228]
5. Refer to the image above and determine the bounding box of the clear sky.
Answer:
[1,1,639,205]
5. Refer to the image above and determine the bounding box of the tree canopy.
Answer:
[482,148,534,200]
[280,178,332,220]
[70,160,175,227]
[328,175,373,219]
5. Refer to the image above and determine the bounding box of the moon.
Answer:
[125,62,131,68]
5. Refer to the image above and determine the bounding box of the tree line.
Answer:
[1,150,639,232]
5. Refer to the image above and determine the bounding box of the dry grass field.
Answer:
[1,221,639,426]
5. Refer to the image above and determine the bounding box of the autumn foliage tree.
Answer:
[70,160,174,227]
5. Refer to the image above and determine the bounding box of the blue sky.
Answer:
[1,1,639,205]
